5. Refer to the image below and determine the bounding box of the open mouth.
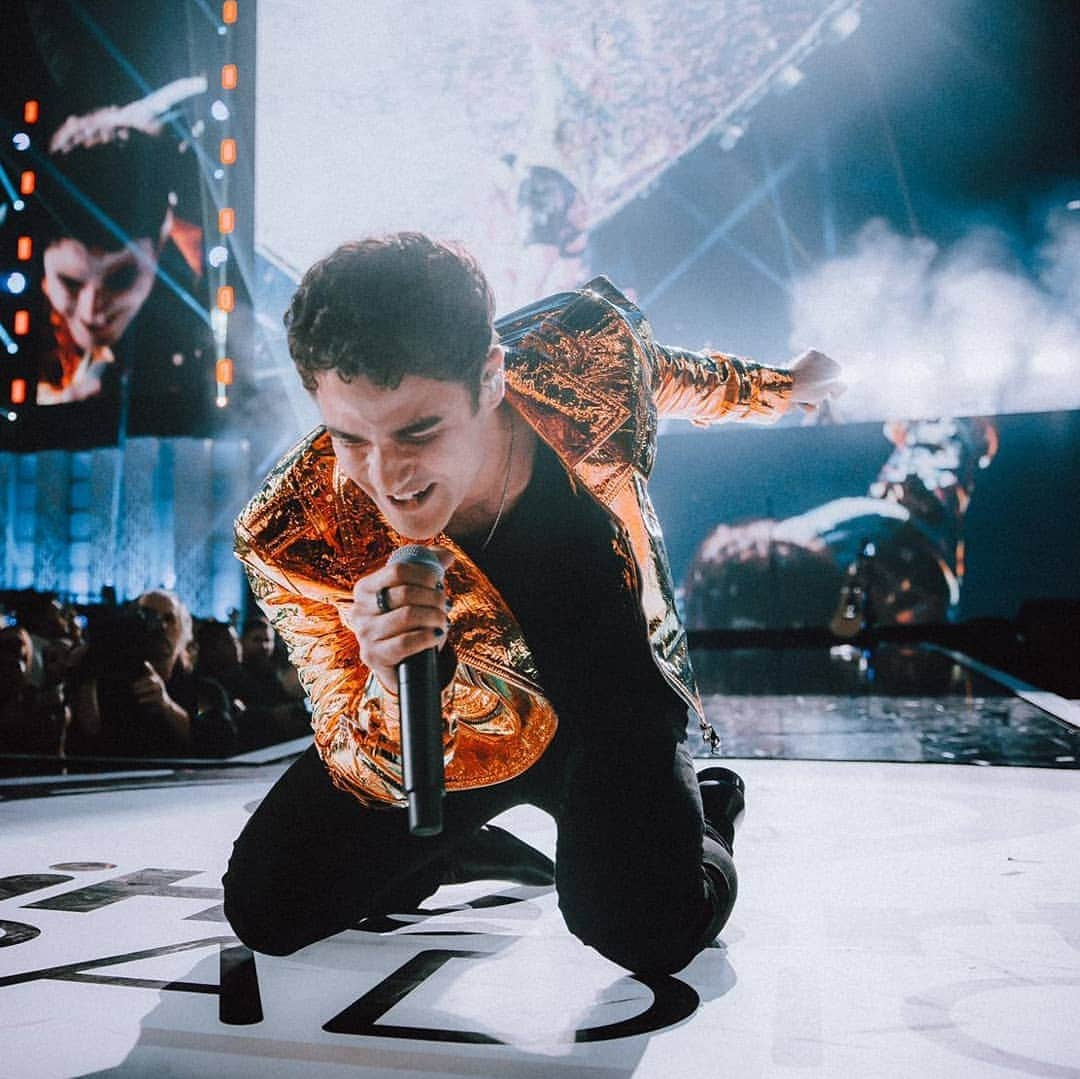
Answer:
[387,483,435,509]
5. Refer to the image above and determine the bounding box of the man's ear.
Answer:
[480,344,506,408]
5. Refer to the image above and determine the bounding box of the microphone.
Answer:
[387,545,446,836]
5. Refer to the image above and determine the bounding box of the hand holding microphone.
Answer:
[345,544,454,835]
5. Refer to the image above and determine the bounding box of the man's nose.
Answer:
[369,444,414,494]
[74,282,108,324]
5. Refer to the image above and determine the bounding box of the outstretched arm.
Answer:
[650,344,843,425]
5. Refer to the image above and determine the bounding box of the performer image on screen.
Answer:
[223,233,842,972]
[33,125,215,438]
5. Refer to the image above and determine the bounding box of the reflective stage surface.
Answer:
[2,649,1078,1078]
[691,645,1080,768]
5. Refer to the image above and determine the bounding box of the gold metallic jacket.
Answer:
[235,277,793,806]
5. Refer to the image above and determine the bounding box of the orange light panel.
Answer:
[216,358,234,385]
[17,236,32,260]
[220,138,237,165]
[19,171,36,195]
[23,101,39,124]
[223,1,238,24]
[218,207,235,234]
[222,64,238,90]
[217,285,236,312]
[10,379,27,405]
[14,311,30,336]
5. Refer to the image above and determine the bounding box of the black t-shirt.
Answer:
[458,440,687,742]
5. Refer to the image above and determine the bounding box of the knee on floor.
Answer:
[559,898,702,976]
[221,870,312,957]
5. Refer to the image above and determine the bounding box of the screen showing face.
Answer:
[1,1,254,450]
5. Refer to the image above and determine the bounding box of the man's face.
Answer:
[313,355,502,542]
[136,592,184,666]
[241,623,274,664]
[42,237,159,352]
[0,627,32,682]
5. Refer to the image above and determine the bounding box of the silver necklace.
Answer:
[480,417,516,552]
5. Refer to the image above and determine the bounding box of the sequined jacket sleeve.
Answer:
[501,275,794,428]
[649,345,794,426]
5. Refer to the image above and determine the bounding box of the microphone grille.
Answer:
[388,544,445,580]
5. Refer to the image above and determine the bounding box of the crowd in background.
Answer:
[0,588,310,764]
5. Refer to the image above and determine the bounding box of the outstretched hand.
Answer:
[789,350,845,412]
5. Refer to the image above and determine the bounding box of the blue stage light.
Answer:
[208,245,229,267]
[12,133,31,151]
[13,200,25,211]
[6,344,17,355]
[211,100,230,121]
[6,272,27,294]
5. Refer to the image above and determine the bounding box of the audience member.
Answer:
[233,617,310,748]
[68,589,237,758]
[0,623,68,756]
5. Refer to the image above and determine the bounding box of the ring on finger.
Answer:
[376,586,392,614]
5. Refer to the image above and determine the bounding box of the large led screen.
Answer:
[1,0,255,450]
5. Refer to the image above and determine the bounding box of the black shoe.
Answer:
[441,824,555,887]
[697,767,746,854]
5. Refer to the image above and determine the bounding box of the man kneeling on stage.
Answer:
[223,233,841,974]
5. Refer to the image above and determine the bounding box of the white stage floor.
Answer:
[2,754,1078,1078]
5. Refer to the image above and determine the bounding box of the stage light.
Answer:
[216,358,234,385]
[775,65,804,91]
[1068,199,1080,211]
[17,236,32,260]
[10,379,26,405]
[6,272,27,294]
[218,207,235,233]
[211,100,230,122]
[214,168,225,180]
[223,1,238,24]
[19,171,36,196]
[217,285,235,312]
[222,64,239,90]
[212,307,228,345]
[23,101,39,124]
[208,245,229,267]
[6,344,17,356]
[12,133,30,151]
[14,310,30,335]
[718,122,746,151]
[832,7,861,39]
[220,138,237,165]
[13,200,25,211]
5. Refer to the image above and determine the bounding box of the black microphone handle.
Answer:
[397,646,445,836]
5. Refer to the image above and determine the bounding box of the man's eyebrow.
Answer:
[325,416,442,442]
[395,415,442,437]
[325,425,367,442]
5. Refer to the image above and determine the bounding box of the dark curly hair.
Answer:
[39,130,179,250]
[284,233,496,402]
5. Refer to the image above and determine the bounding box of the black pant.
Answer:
[223,721,736,975]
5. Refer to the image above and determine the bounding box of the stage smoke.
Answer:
[788,209,1080,421]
